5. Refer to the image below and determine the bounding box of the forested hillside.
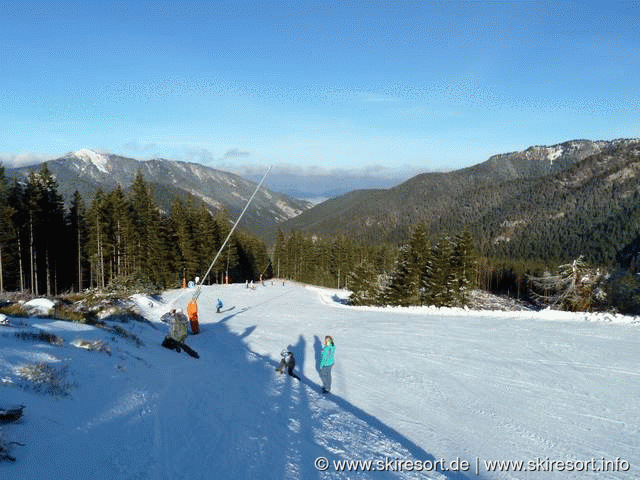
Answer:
[6,149,310,240]
[0,163,270,295]
[282,139,640,266]
[3,138,640,314]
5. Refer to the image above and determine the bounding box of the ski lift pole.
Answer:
[193,165,273,302]
[259,259,272,284]
[186,166,271,334]
[260,260,271,278]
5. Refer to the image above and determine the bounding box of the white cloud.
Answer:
[223,148,251,159]
[0,152,51,168]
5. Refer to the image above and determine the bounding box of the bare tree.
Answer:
[529,256,604,311]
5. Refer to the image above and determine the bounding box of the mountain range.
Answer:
[6,149,311,239]
[281,138,640,265]
[5,139,640,266]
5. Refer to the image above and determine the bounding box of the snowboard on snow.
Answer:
[161,336,200,358]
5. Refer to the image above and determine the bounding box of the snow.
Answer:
[23,298,55,315]
[74,148,110,174]
[1,283,639,479]
[232,191,247,202]
[275,199,304,219]
[546,146,563,164]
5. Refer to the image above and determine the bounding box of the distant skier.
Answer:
[319,335,335,394]
[216,298,223,313]
[275,349,300,379]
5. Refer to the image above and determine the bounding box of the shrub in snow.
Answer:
[0,303,27,317]
[528,257,606,312]
[106,272,157,294]
[0,433,25,462]
[14,331,63,346]
[71,339,112,355]
[16,362,75,397]
[52,303,89,323]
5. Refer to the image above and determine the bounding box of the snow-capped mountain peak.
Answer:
[7,149,311,238]
[70,148,111,174]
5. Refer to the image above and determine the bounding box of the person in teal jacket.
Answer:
[319,335,335,394]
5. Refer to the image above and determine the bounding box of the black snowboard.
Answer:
[161,336,200,358]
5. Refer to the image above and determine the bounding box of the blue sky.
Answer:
[1,1,639,197]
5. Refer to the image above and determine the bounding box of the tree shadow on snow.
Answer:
[306,336,471,480]
[225,329,474,480]
[239,325,256,339]
[331,294,351,305]
[200,321,327,480]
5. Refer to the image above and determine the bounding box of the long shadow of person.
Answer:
[255,340,472,480]
[313,335,323,374]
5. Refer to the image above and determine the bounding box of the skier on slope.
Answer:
[216,298,223,313]
[319,335,335,394]
[275,349,300,379]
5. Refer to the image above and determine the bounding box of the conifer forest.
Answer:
[1,162,639,314]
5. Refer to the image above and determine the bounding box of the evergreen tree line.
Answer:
[0,163,270,294]
[347,225,477,307]
[271,229,397,289]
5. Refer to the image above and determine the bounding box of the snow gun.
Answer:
[188,166,272,331]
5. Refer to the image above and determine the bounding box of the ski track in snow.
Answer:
[1,282,639,479]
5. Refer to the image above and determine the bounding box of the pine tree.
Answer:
[68,191,88,292]
[347,260,379,305]
[273,228,286,279]
[0,164,14,292]
[87,189,109,289]
[408,224,430,304]
[253,239,271,281]
[170,197,198,281]
[381,245,416,306]
[451,230,477,305]
[7,180,27,292]
[195,202,217,284]
[129,172,164,286]
[24,171,42,294]
[214,209,238,283]
[381,225,431,306]
[36,164,66,295]
[21,167,66,295]
[106,186,132,280]
[422,235,455,307]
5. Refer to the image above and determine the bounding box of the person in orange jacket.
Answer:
[187,299,200,334]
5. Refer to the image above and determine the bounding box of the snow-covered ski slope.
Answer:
[1,282,639,479]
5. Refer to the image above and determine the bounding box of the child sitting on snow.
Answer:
[275,349,300,379]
